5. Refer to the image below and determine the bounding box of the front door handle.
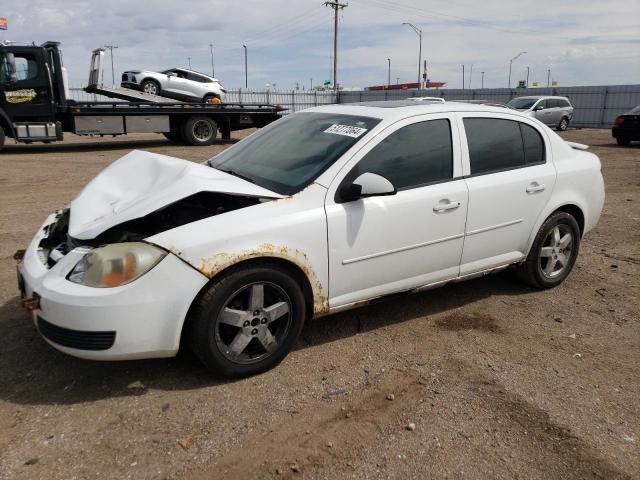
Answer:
[433,200,461,213]
[526,182,546,194]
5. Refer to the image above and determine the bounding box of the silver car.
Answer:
[507,96,574,131]
[121,68,226,103]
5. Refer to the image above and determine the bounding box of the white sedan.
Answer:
[16,101,605,377]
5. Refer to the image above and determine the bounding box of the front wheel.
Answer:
[556,117,569,131]
[516,212,581,289]
[188,263,307,377]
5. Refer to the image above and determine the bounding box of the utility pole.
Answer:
[547,69,551,88]
[402,22,422,87]
[462,64,465,90]
[325,1,348,92]
[242,44,248,88]
[423,59,427,87]
[526,66,530,87]
[209,44,215,77]
[468,64,473,89]
[508,51,526,89]
[104,44,118,86]
[481,71,485,89]
[310,78,313,90]
[387,58,391,86]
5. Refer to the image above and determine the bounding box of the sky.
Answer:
[2,0,639,89]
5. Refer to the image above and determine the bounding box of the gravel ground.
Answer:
[0,128,638,480]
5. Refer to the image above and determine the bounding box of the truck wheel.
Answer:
[141,80,160,96]
[182,116,218,146]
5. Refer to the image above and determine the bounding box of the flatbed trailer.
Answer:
[0,42,284,149]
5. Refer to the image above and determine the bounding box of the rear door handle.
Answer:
[433,200,461,212]
[526,182,546,194]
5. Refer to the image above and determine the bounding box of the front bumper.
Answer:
[120,81,141,91]
[17,213,209,360]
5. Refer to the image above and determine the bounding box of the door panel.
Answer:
[326,181,468,306]
[461,164,555,274]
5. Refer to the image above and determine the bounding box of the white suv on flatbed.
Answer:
[16,101,604,377]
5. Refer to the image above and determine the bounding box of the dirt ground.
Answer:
[0,128,638,480]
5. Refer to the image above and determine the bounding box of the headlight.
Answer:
[68,242,167,288]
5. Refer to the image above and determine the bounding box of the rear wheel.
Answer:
[182,116,218,146]
[616,137,631,146]
[188,263,306,377]
[516,212,581,289]
[141,79,160,96]
[556,117,569,131]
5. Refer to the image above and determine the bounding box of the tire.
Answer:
[556,117,569,131]
[140,79,161,96]
[616,137,631,146]
[516,212,581,289]
[182,116,218,146]
[188,262,307,377]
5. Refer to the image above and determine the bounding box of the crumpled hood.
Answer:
[69,150,282,240]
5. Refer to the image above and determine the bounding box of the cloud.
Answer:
[2,0,639,88]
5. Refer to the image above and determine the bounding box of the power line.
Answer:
[325,1,348,91]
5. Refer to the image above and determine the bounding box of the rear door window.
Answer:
[464,118,525,175]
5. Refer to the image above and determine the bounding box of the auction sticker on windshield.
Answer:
[324,124,368,138]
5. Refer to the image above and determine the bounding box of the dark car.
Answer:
[612,106,640,146]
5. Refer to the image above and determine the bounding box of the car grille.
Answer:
[37,316,116,351]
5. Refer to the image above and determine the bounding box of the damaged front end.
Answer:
[36,192,265,270]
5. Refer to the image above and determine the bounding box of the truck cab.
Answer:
[0,42,67,146]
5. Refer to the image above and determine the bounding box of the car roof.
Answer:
[307,101,520,120]
[510,95,569,100]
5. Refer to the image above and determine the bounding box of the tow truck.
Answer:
[0,42,284,150]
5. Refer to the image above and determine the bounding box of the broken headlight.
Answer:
[68,243,167,288]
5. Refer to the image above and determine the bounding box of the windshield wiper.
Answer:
[215,167,256,184]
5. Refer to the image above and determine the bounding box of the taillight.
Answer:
[614,116,625,126]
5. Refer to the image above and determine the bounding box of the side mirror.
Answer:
[339,172,396,202]
[534,104,544,111]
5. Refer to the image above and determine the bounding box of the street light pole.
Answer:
[547,68,551,88]
[468,64,473,89]
[508,51,526,89]
[462,64,465,90]
[104,44,118,86]
[242,45,248,88]
[402,22,422,87]
[209,44,215,77]
[526,66,530,87]
[481,71,485,89]
[387,58,391,86]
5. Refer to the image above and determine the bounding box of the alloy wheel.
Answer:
[192,120,213,141]
[539,225,573,278]
[214,282,292,364]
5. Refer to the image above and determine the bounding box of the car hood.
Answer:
[68,150,282,240]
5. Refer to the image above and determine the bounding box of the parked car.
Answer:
[16,101,604,377]
[611,105,640,146]
[507,96,574,131]
[121,68,226,103]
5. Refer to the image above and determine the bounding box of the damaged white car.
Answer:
[16,101,605,377]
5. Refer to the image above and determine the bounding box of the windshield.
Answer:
[507,98,538,110]
[208,112,381,195]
